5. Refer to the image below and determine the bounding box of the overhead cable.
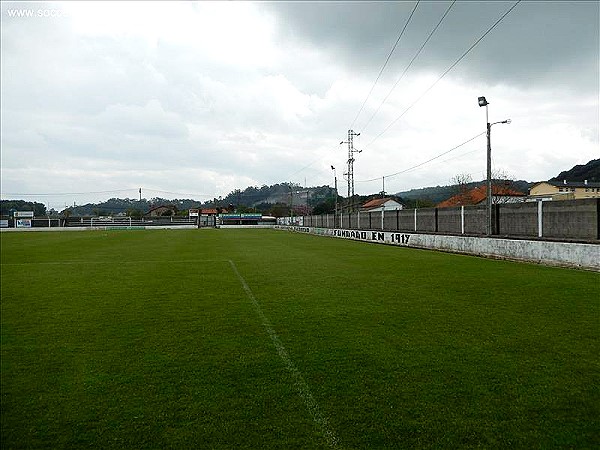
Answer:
[281,141,342,183]
[365,0,522,148]
[143,188,215,198]
[356,131,485,183]
[349,0,420,128]
[361,0,456,132]
[1,189,135,197]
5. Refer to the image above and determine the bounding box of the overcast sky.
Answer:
[1,1,598,209]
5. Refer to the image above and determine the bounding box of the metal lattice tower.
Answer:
[341,129,361,199]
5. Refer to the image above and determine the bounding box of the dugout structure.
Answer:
[219,214,277,226]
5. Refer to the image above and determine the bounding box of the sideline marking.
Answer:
[1,259,226,266]
[228,259,339,448]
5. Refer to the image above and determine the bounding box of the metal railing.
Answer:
[1,216,216,229]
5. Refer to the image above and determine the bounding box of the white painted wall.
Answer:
[276,226,599,271]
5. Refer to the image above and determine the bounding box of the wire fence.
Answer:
[1,216,214,229]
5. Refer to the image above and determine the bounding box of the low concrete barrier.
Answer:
[275,226,599,271]
[0,225,198,232]
[218,225,275,229]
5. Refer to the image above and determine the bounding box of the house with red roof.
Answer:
[361,197,404,212]
[437,185,526,208]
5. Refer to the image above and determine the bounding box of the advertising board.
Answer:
[16,219,32,228]
[14,211,34,218]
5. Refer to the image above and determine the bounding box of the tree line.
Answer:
[1,175,531,219]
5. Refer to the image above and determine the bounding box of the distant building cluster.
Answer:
[356,179,599,212]
[528,180,600,202]
[434,179,599,208]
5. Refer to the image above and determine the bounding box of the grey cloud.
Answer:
[1,1,597,205]
[264,1,599,91]
[2,27,167,116]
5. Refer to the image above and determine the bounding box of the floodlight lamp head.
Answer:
[505,119,512,124]
[331,165,335,170]
[340,141,344,145]
[478,96,488,107]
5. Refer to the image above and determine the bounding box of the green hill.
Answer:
[550,159,600,182]
[395,180,531,205]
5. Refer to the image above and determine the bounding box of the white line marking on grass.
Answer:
[228,259,339,448]
[1,259,227,266]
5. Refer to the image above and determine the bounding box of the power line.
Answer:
[284,143,339,181]
[386,144,487,194]
[356,131,485,183]
[1,189,136,197]
[365,0,522,149]
[361,0,456,132]
[349,0,420,128]
[386,132,485,179]
[2,188,215,200]
[288,131,483,192]
[143,188,214,198]
[440,146,482,164]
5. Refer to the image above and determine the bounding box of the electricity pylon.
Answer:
[340,130,361,203]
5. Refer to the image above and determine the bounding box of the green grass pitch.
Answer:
[1,229,598,448]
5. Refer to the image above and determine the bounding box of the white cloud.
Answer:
[1,1,598,208]
[63,1,278,67]
[95,100,189,138]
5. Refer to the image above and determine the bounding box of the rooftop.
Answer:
[539,180,600,188]
[361,198,400,209]
[437,185,525,208]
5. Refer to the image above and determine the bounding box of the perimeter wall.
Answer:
[275,226,599,271]
[296,198,599,241]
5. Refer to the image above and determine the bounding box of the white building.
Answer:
[361,198,403,212]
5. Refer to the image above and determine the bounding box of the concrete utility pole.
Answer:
[340,129,361,210]
[479,97,492,236]
[331,165,338,216]
[478,96,511,236]
[289,184,293,223]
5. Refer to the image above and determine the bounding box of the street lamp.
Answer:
[331,165,338,218]
[289,184,294,225]
[478,96,511,236]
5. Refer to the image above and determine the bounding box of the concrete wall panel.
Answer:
[498,202,538,236]
[438,207,461,234]
[542,199,598,239]
[416,209,436,232]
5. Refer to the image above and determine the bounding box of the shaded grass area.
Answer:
[1,229,599,448]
